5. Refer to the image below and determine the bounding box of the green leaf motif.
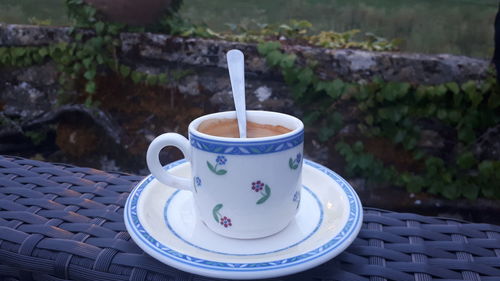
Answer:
[216,169,227,175]
[207,161,216,173]
[256,185,271,205]
[212,204,223,223]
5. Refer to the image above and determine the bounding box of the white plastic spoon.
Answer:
[226,49,247,138]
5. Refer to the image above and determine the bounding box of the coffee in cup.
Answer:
[197,118,292,138]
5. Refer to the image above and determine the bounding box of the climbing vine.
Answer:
[0,0,186,106]
[0,0,400,107]
[2,1,498,200]
[258,41,500,200]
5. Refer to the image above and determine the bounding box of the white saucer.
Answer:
[124,159,363,280]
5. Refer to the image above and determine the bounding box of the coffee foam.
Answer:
[197,118,292,138]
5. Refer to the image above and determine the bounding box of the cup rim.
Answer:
[188,110,304,142]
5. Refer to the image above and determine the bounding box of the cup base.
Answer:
[201,215,296,240]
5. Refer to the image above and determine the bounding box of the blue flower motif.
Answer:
[216,155,227,165]
[293,190,301,202]
[195,176,202,186]
[296,153,302,163]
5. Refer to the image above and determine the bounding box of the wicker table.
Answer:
[0,155,499,281]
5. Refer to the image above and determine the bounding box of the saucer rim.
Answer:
[124,159,363,279]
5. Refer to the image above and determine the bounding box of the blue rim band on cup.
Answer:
[188,110,304,146]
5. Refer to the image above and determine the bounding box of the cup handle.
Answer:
[146,133,192,191]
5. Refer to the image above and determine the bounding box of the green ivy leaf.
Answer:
[403,137,418,150]
[84,96,93,107]
[145,74,158,86]
[356,85,370,101]
[437,109,447,120]
[85,81,96,94]
[434,84,447,97]
[303,111,321,125]
[12,48,26,58]
[326,79,345,99]
[83,69,96,80]
[257,41,281,55]
[131,71,145,84]
[445,82,460,95]
[267,50,284,67]
[279,54,296,69]
[441,183,459,199]
[353,141,364,153]
[119,65,131,77]
[95,21,105,34]
[82,58,92,68]
[75,32,85,42]
[358,154,374,169]
[478,161,494,177]
[457,152,476,170]
[461,183,479,200]
[335,142,350,155]
[480,81,492,94]
[462,81,482,107]
[458,126,475,144]
[415,86,426,101]
[318,126,335,142]
[378,108,389,119]
[393,130,406,144]
[158,73,168,84]
[395,82,411,98]
[488,92,500,109]
[406,175,424,193]
[447,110,461,123]
[481,185,495,198]
[38,48,48,58]
[297,68,314,85]
[426,104,437,116]
[364,115,374,125]
[291,84,307,99]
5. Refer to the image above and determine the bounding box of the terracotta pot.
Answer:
[84,0,174,25]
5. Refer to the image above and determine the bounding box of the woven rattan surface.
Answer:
[0,155,499,281]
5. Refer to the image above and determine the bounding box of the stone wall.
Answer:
[1,24,498,223]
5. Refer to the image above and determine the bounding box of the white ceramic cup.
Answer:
[146,110,304,239]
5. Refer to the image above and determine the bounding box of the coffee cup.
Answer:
[146,110,304,239]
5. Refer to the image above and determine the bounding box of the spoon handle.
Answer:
[227,49,247,138]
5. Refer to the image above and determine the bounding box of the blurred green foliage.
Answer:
[259,41,500,200]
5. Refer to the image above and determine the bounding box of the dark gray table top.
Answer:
[0,155,499,281]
